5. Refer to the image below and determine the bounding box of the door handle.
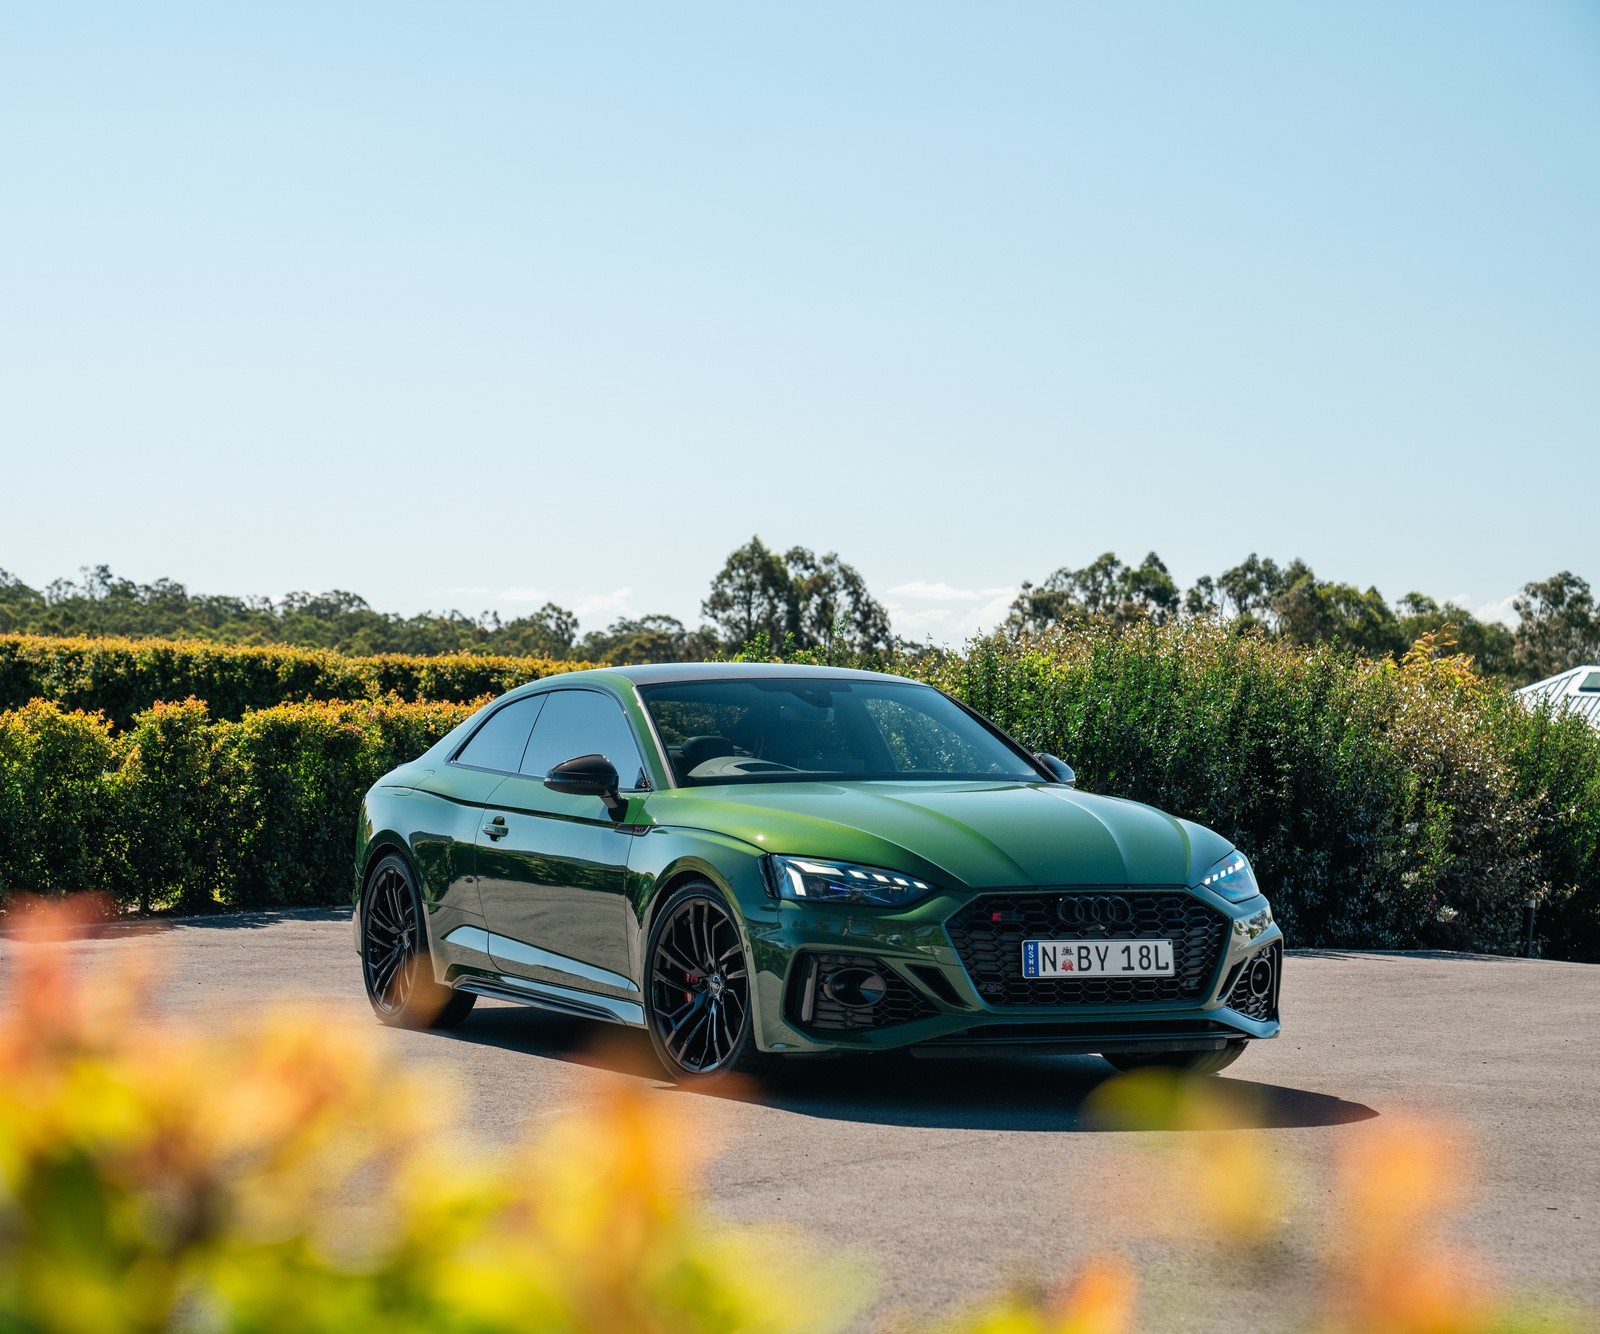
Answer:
[483,815,509,840]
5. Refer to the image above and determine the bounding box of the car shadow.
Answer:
[443,1004,1379,1134]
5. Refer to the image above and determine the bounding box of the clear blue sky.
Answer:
[3,2,1596,641]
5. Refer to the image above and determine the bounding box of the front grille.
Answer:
[944,891,1229,1007]
[786,952,937,1033]
[1222,941,1281,1021]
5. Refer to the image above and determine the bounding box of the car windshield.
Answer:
[638,677,1042,786]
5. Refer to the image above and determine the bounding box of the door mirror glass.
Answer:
[1035,753,1076,787]
[544,753,628,820]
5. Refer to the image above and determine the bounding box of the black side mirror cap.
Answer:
[1035,753,1076,787]
[544,753,628,820]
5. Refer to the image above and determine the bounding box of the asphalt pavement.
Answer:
[2,912,1595,1330]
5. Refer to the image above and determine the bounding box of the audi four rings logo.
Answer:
[1056,895,1135,927]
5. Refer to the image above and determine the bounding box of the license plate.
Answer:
[1022,939,1175,978]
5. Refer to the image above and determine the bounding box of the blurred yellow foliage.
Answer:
[1079,1068,1584,1334]
[0,908,866,1333]
[1322,1120,1496,1334]
[924,1256,1137,1334]
[0,904,1590,1333]
[1080,1069,1293,1246]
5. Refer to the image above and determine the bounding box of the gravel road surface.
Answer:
[3,912,1595,1329]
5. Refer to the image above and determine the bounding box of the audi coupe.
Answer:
[355,664,1282,1082]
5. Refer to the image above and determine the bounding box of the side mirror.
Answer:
[1035,753,1076,787]
[545,753,628,820]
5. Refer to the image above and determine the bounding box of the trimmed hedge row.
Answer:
[0,697,478,911]
[911,626,1600,962]
[2,624,1596,960]
[0,634,582,729]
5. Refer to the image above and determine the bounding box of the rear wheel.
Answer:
[1102,1042,1247,1075]
[644,882,773,1084]
[360,853,476,1030]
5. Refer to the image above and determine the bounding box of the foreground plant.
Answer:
[1079,1070,1585,1334]
[0,912,866,1333]
[0,906,1589,1333]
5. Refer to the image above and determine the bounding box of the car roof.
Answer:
[548,661,919,688]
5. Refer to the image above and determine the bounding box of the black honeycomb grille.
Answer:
[787,953,937,1033]
[944,891,1229,1006]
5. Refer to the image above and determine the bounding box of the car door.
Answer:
[475,687,650,997]
[429,692,547,917]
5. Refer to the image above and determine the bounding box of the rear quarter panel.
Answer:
[356,782,488,954]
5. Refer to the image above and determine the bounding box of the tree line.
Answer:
[1007,550,1599,683]
[0,540,888,666]
[2,540,1596,685]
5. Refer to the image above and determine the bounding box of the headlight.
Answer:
[1198,849,1261,901]
[766,855,935,908]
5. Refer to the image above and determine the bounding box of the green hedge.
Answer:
[1491,697,1600,965]
[2,624,1597,961]
[0,697,478,911]
[0,634,580,729]
[911,625,1599,962]
[0,700,120,901]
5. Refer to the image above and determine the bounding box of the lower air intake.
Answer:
[1222,940,1281,1021]
[787,953,937,1033]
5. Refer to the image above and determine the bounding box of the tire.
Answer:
[360,852,477,1030]
[644,881,774,1084]
[1102,1041,1247,1075]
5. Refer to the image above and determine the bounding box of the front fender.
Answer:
[624,825,763,956]
[622,826,784,1033]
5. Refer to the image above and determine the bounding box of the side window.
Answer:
[453,695,545,773]
[521,690,650,790]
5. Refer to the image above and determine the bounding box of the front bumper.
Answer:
[744,885,1282,1055]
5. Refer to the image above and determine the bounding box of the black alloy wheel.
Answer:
[360,853,476,1030]
[644,883,770,1082]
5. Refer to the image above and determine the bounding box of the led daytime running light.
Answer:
[770,856,934,907]
[1197,849,1260,901]
[1203,855,1248,888]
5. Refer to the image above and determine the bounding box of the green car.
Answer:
[355,664,1281,1082]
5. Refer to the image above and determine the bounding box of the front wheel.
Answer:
[644,882,773,1084]
[1102,1042,1247,1075]
[360,853,476,1030]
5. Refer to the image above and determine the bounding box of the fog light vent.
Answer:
[1223,941,1281,1022]
[822,967,888,1009]
[787,953,937,1033]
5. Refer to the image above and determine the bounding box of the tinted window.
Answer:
[453,695,545,773]
[521,690,650,790]
[861,695,1013,774]
[640,678,1041,786]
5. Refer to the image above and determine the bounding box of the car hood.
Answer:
[643,780,1231,889]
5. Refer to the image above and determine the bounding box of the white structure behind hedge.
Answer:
[1517,665,1600,728]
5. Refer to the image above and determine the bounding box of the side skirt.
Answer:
[451,974,646,1027]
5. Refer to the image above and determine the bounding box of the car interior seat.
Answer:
[680,735,738,771]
